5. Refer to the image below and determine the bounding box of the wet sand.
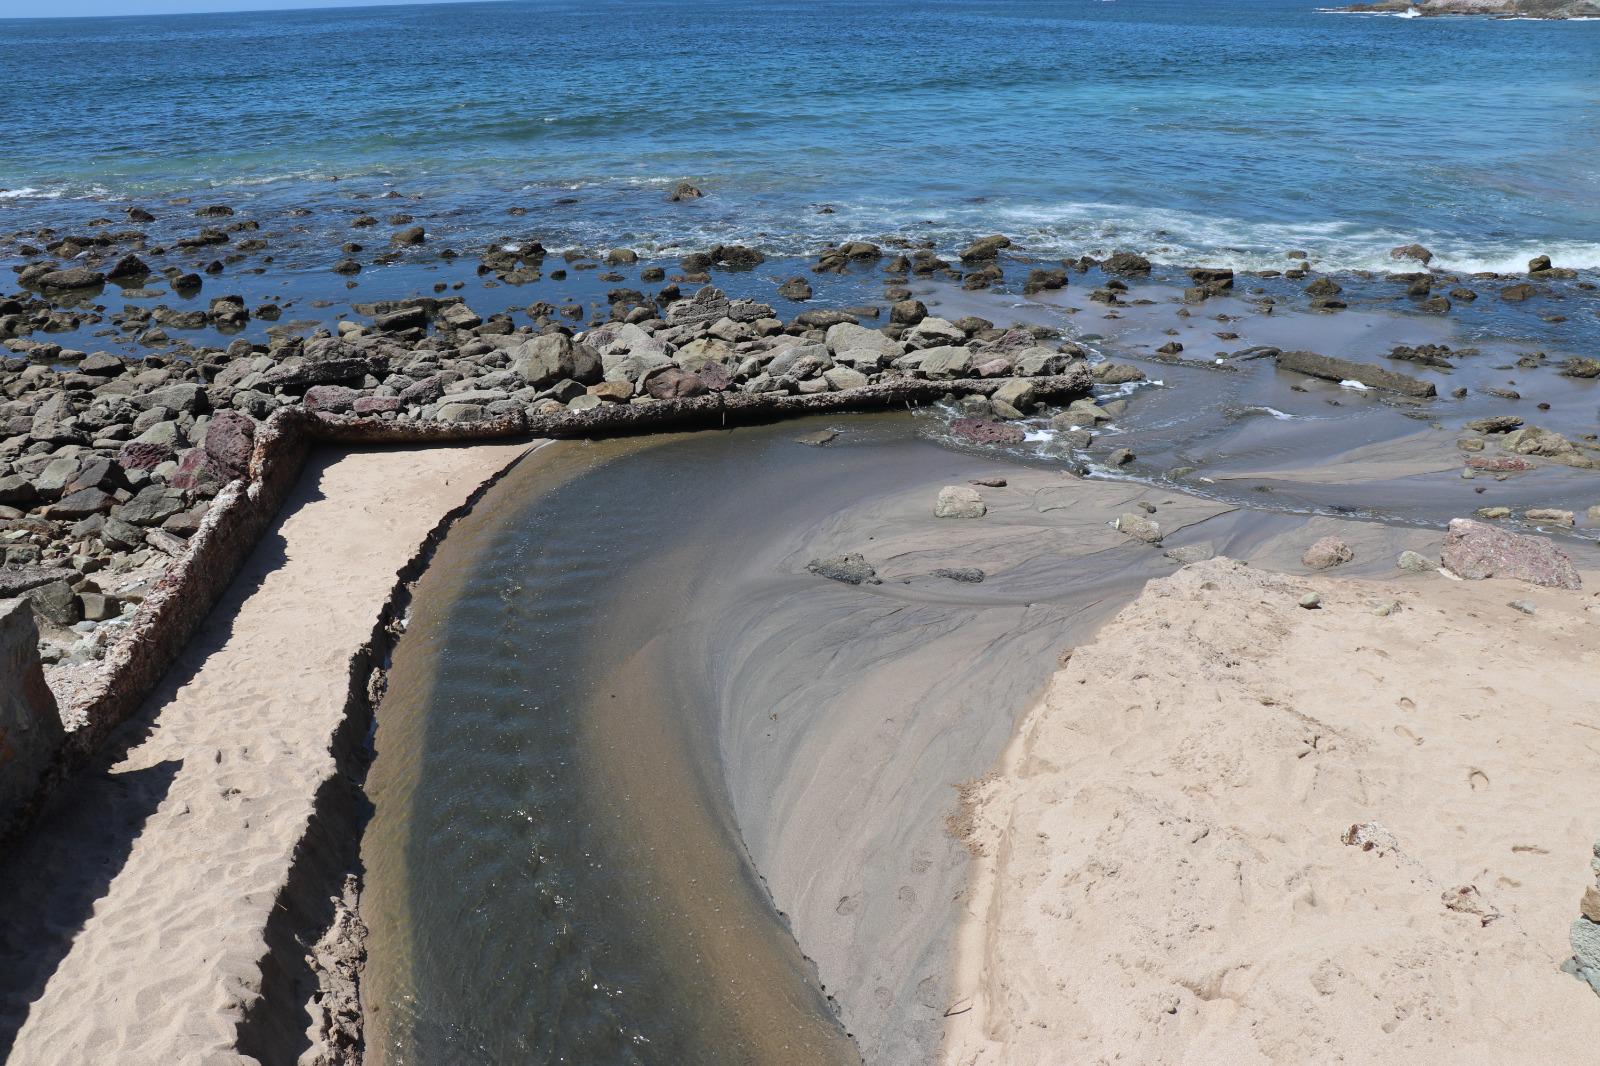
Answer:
[354,412,1472,1063]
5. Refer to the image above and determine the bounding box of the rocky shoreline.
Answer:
[1337,0,1600,17]
[2,204,1598,1062]
[4,215,1598,717]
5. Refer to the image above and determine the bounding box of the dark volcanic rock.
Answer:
[1102,250,1152,276]
[1389,243,1432,264]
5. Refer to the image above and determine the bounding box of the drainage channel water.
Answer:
[355,396,1542,1065]
[359,414,1034,1065]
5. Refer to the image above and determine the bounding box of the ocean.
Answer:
[2,0,1597,272]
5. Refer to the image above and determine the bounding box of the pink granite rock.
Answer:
[1441,518,1581,590]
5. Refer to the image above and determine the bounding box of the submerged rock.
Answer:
[949,418,1025,446]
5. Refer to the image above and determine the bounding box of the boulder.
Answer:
[890,299,927,326]
[903,317,965,349]
[643,367,708,399]
[1102,251,1151,276]
[1275,350,1436,397]
[959,235,1012,262]
[26,579,80,626]
[822,366,869,391]
[1389,243,1433,264]
[935,485,987,518]
[991,378,1037,414]
[825,322,898,358]
[35,267,105,291]
[908,346,972,379]
[510,334,602,388]
[304,384,361,413]
[777,277,813,301]
[1440,518,1580,589]
[1302,536,1354,570]
[45,487,114,519]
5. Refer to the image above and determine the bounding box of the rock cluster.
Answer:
[3,280,1094,661]
[1566,838,1600,998]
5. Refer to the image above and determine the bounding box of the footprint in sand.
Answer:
[1468,768,1491,790]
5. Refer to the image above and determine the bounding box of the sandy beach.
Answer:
[0,441,530,1064]
[944,555,1600,1064]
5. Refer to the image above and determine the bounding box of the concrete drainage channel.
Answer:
[0,374,1090,1063]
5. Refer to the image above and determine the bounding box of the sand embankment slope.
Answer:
[945,556,1600,1065]
[0,441,530,1065]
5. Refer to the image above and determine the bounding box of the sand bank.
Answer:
[945,555,1600,1064]
[0,440,531,1065]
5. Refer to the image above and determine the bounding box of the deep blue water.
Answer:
[1,0,1597,270]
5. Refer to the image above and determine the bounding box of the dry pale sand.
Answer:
[944,555,1600,1065]
[0,441,531,1066]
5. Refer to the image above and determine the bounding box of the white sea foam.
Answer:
[1339,379,1372,391]
[0,186,62,201]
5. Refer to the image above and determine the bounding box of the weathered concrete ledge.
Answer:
[2,368,1089,847]
[85,373,1089,754]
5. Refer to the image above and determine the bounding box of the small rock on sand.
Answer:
[1298,592,1323,610]
[1397,550,1436,574]
[1114,512,1161,544]
[1302,536,1353,570]
[932,567,985,583]
[1508,599,1537,615]
[806,553,880,585]
[935,486,987,519]
[1164,543,1213,565]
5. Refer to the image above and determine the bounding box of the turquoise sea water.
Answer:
[1,0,1597,270]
